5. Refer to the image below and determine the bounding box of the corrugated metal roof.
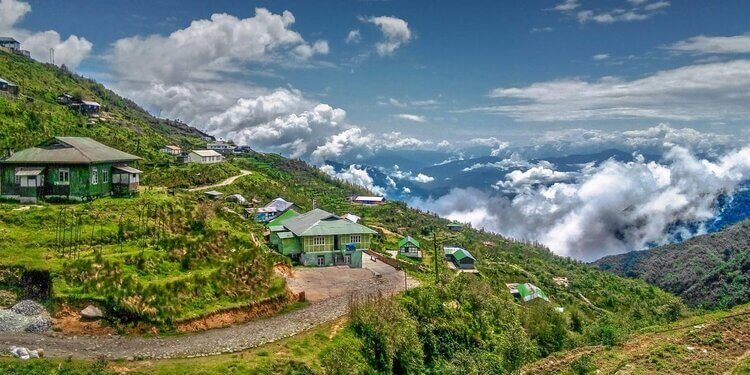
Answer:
[15,167,44,176]
[81,100,100,106]
[266,209,299,227]
[191,149,222,157]
[114,166,142,174]
[399,236,420,249]
[269,225,286,232]
[1,137,141,165]
[277,232,295,239]
[0,37,19,43]
[282,208,377,237]
[355,196,385,202]
[265,197,294,212]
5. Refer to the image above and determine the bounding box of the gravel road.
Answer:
[0,259,417,360]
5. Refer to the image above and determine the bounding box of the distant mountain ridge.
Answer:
[594,219,750,309]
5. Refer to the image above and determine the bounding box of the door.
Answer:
[334,235,340,250]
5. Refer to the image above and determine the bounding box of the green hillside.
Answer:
[0,53,690,373]
[0,51,209,162]
[595,220,750,310]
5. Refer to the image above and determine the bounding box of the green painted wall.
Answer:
[0,162,116,201]
[300,250,362,268]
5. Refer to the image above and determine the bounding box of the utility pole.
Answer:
[433,230,439,284]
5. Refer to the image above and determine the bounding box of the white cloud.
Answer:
[396,113,426,123]
[472,59,750,122]
[379,97,438,108]
[551,0,581,11]
[362,15,412,56]
[109,8,328,84]
[667,33,750,55]
[320,164,387,196]
[470,137,509,156]
[411,145,750,261]
[413,173,435,183]
[0,0,92,68]
[346,29,361,44]
[531,26,554,33]
[593,53,610,60]
[554,0,670,25]
[495,164,576,192]
[311,129,435,163]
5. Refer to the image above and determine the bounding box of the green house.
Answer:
[443,246,476,270]
[269,208,377,268]
[398,236,422,258]
[0,137,141,203]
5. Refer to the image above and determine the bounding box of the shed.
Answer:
[398,236,422,258]
[204,190,223,200]
[507,283,549,302]
[225,194,247,205]
[353,196,385,205]
[189,150,223,164]
[443,246,476,269]
[447,222,464,231]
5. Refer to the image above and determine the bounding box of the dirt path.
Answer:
[188,170,251,192]
[0,259,417,360]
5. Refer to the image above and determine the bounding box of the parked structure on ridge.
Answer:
[188,149,223,164]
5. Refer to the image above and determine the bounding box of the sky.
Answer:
[3,0,750,153]
[4,0,750,260]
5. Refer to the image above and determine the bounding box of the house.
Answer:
[160,145,182,155]
[398,236,422,259]
[80,101,101,115]
[447,222,464,231]
[0,77,18,96]
[225,194,247,205]
[0,137,141,203]
[188,150,223,164]
[443,246,476,269]
[0,37,20,51]
[245,197,299,222]
[352,196,385,205]
[206,141,236,155]
[269,208,377,267]
[507,283,549,302]
[57,93,74,105]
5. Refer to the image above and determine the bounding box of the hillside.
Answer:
[0,52,689,373]
[595,220,750,309]
[0,51,210,162]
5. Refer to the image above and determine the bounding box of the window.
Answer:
[14,168,20,185]
[132,173,139,183]
[317,255,325,266]
[350,235,362,243]
[344,254,351,264]
[26,176,36,187]
[102,169,109,183]
[91,167,98,184]
[58,168,69,184]
[313,236,326,245]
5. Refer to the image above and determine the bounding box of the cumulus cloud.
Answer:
[593,53,610,60]
[0,0,92,68]
[666,33,750,55]
[495,163,577,192]
[320,164,387,196]
[362,15,412,56]
[412,173,435,183]
[346,29,361,44]
[109,8,328,84]
[411,145,750,261]
[311,129,436,163]
[396,113,426,122]
[471,137,509,156]
[470,59,750,122]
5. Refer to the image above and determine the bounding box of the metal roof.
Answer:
[398,236,420,249]
[1,137,141,165]
[342,213,361,223]
[14,167,44,176]
[113,166,142,174]
[204,190,222,196]
[266,209,300,227]
[265,197,294,212]
[0,37,19,43]
[277,232,295,239]
[81,100,100,106]
[191,149,222,157]
[282,208,377,237]
[268,225,286,232]
[443,246,475,261]
[355,196,385,202]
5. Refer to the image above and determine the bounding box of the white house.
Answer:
[189,150,224,164]
[160,145,182,155]
[207,141,236,154]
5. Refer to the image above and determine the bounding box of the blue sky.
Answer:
[5,0,750,154]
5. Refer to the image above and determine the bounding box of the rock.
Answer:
[9,346,30,360]
[36,348,44,358]
[10,300,45,316]
[24,315,52,333]
[81,305,104,319]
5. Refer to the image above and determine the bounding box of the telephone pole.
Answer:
[433,231,439,284]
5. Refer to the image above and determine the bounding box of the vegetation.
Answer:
[595,219,750,309]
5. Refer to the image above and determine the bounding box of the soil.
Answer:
[51,305,116,336]
[175,291,296,332]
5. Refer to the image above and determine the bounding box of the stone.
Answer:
[81,305,104,319]
[10,300,45,316]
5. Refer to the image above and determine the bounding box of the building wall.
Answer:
[300,234,371,252]
[1,163,116,201]
[300,250,362,268]
[279,237,302,255]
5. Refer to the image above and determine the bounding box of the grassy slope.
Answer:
[0,51,208,162]
[523,302,750,374]
[595,220,750,309]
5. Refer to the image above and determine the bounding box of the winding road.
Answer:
[188,170,251,192]
[0,259,417,360]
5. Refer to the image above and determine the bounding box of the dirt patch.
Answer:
[274,263,294,278]
[176,291,297,333]
[51,305,116,336]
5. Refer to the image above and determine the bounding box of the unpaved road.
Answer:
[0,258,417,360]
[188,170,251,192]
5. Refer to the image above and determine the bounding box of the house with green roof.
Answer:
[443,246,476,270]
[398,236,422,259]
[0,137,141,203]
[269,208,377,268]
